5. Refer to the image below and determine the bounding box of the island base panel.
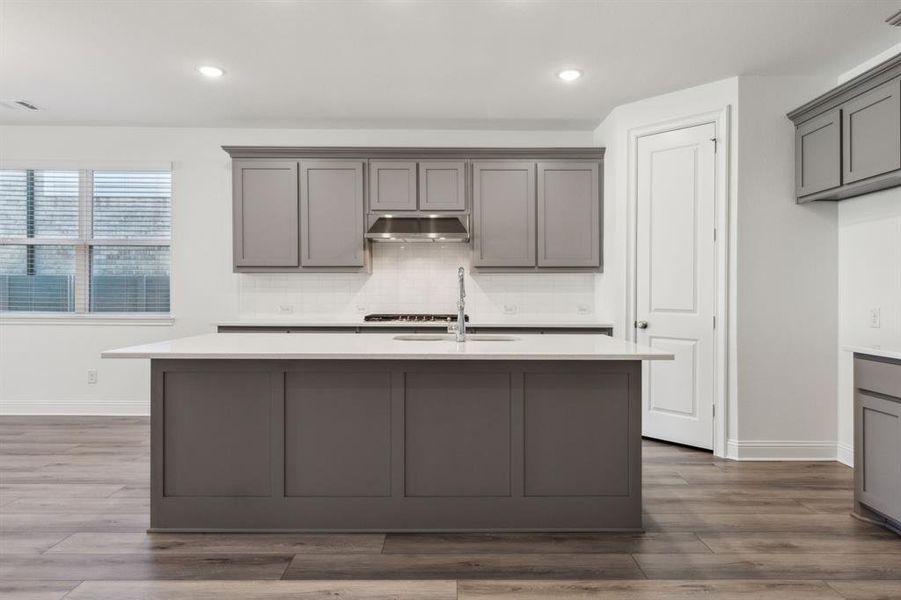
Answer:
[151,359,642,531]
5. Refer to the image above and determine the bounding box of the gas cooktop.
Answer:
[364,313,469,323]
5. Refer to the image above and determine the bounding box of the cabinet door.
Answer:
[419,160,466,211]
[300,160,365,267]
[472,161,536,267]
[857,391,901,522]
[233,159,299,267]
[537,161,600,267]
[795,109,841,197]
[843,78,901,185]
[369,160,417,211]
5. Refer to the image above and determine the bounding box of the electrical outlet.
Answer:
[503,304,518,315]
[870,308,881,328]
[87,370,98,384]
[277,304,295,315]
[577,304,591,315]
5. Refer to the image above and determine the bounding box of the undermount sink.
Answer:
[393,334,519,342]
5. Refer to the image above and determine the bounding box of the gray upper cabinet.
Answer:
[419,161,466,211]
[788,53,901,202]
[472,161,536,268]
[795,109,841,198]
[843,79,901,185]
[537,162,600,268]
[300,160,365,267]
[233,159,299,268]
[225,147,604,272]
[369,160,417,212]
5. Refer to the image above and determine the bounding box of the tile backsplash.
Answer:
[238,243,599,319]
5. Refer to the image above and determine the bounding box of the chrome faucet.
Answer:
[454,266,466,342]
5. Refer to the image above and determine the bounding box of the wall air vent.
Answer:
[0,99,39,111]
[887,9,901,26]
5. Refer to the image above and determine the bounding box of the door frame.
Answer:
[626,107,732,458]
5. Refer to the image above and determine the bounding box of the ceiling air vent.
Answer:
[887,9,901,26]
[0,99,39,111]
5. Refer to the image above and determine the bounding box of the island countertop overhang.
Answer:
[102,332,674,361]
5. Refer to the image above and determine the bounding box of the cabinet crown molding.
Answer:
[787,52,901,124]
[222,146,605,160]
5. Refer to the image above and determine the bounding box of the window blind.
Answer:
[0,170,80,238]
[0,168,171,315]
[92,171,171,239]
[0,245,76,312]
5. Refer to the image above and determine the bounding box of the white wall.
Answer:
[0,126,595,414]
[733,75,838,459]
[594,74,844,459]
[834,45,901,467]
[837,189,901,465]
[594,77,740,452]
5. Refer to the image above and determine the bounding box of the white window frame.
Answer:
[0,166,173,325]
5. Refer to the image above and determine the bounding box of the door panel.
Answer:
[404,372,511,497]
[419,160,466,211]
[472,161,536,267]
[233,160,299,267]
[648,147,698,312]
[843,79,901,184]
[300,160,365,267]
[284,372,391,497]
[369,160,417,211]
[636,123,716,450]
[523,372,629,497]
[537,162,600,267]
[647,337,697,417]
[858,391,901,522]
[163,371,272,497]
[795,109,841,197]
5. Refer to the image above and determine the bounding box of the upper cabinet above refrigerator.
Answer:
[788,53,901,203]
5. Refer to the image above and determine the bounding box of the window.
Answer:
[0,169,171,315]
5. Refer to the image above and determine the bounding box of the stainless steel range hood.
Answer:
[365,217,469,243]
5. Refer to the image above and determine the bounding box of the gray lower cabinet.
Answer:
[150,359,641,531]
[843,78,901,185]
[537,161,601,267]
[300,160,365,267]
[369,160,417,211]
[788,53,901,202]
[472,161,537,267]
[854,354,901,531]
[233,159,299,267]
[419,160,466,211]
[795,109,841,198]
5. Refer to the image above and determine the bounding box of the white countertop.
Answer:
[217,317,615,329]
[103,332,673,361]
[843,345,901,362]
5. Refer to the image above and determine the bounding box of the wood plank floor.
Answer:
[1,417,898,599]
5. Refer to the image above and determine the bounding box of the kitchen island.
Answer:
[104,332,672,532]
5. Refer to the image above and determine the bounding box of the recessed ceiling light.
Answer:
[557,69,583,82]
[197,65,225,78]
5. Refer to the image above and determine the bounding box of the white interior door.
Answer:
[636,123,716,450]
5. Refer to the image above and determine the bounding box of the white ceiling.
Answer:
[1,0,899,130]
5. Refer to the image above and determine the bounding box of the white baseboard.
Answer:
[725,439,839,461]
[0,399,149,416]
[836,442,854,467]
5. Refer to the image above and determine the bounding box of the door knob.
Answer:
[635,320,649,329]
